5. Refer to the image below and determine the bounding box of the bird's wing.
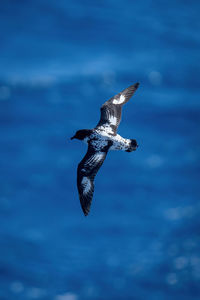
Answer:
[96,82,139,135]
[77,142,111,216]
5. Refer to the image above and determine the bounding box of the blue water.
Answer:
[0,1,200,299]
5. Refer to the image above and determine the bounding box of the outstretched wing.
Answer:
[77,142,111,216]
[96,82,139,135]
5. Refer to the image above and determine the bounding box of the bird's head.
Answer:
[70,129,91,141]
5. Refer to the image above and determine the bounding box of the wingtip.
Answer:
[82,207,90,216]
[134,82,140,89]
[126,82,140,93]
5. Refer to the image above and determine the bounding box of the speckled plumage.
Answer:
[71,82,140,216]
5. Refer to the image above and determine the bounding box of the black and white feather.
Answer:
[77,142,112,216]
[71,82,140,216]
[96,83,139,135]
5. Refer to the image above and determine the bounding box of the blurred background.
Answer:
[0,0,200,299]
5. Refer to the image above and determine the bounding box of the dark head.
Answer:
[71,129,91,141]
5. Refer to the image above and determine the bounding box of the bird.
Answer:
[71,82,139,216]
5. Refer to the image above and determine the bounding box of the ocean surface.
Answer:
[0,1,200,299]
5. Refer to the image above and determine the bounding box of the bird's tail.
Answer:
[126,139,138,152]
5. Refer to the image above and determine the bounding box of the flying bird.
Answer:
[71,82,139,216]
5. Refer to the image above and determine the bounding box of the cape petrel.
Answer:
[71,82,139,216]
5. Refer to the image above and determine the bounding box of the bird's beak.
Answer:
[70,136,75,140]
